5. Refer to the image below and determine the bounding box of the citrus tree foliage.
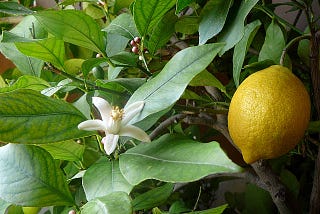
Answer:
[0,0,318,213]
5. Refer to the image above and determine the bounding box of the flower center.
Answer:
[110,106,124,121]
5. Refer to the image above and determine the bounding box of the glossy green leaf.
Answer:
[83,158,133,201]
[175,16,199,35]
[233,20,261,87]
[39,140,84,161]
[119,134,242,185]
[103,13,139,39]
[217,0,259,56]
[199,0,233,45]
[0,16,45,76]
[81,192,132,214]
[0,75,50,93]
[132,183,174,211]
[133,0,176,36]
[0,89,90,144]
[0,2,33,15]
[0,144,74,206]
[15,38,65,70]
[34,10,105,53]
[148,10,178,55]
[176,0,195,14]
[126,43,224,123]
[258,20,285,64]
[189,70,227,95]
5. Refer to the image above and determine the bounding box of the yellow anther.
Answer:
[110,106,124,121]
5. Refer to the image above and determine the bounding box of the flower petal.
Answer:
[122,101,144,125]
[78,119,106,131]
[119,125,151,142]
[92,97,112,122]
[102,134,119,155]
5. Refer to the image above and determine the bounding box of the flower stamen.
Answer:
[110,106,124,121]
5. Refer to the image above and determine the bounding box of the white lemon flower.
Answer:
[78,97,150,155]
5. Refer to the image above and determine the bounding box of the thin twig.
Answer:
[149,114,187,140]
[279,34,311,65]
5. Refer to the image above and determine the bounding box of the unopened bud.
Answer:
[132,46,139,54]
[133,37,141,44]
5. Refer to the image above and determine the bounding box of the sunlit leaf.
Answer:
[15,37,65,70]
[0,75,50,93]
[39,140,84,161]
[119,134,242,185]
[133,0,176,36]
[0,144,74,206]
[34,10,105,53]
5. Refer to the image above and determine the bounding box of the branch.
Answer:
[149,113,187,140]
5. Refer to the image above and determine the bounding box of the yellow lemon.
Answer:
[228,65,311,164]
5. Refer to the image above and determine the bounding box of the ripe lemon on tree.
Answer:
[228,65,311,164]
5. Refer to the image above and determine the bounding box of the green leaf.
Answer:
[258,20,285,64]
[217,0,259,56]
[199,0,233,45]
[119,134,242,185]
[243,184,275,214]
[0,89,90,144]
[175,16,199,35]
[0,2,33,15]
[132,183,174,211]
[81,192,132,214]
[185,204,228,214]
[83,158,133,201]
[0,16,45,77]
[114,0,134,13]
[39,140,84,161]
[133,0,176,36]
[148,10,178,55]
[233,20,261,87]
[15,38,65,70]
[0,199,11,214]
[280,169,300,198]
[0,144,74,206]
[106,34,129,57]
[0,75,50,93]
[109,51,138,67]
[96,78,146,94]
[176,0,195,14]
[126,43,224,123]
[189,70,227,95]
[34,10,106,53]
[81,58,107,77]
[103,13,139,39]
[308,120,320,133]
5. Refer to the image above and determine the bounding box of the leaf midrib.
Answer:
[124,152,229,167]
